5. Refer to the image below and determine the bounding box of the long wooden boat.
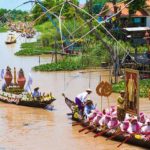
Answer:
[0,91,56,108]
[62,94,150,149]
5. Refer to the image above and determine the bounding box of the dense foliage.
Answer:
[126,0,146,14]
[15,0,148,71]
[0,26,7,32]
[15,42,52,56]
[0,8,29,22]
[112,79,150,97]
[32,0,79,24]
[33,56,84,71]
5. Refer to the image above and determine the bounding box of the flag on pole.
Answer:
[28,73,33,85]
[25,73,33,92]
[0,69,4,79]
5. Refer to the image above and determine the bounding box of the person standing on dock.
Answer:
[117,90,126,121]
[75,89,92,115]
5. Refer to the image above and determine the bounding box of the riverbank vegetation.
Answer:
[33,56,84,71]
[0,26,7,32]
[16,0,148,71]
[15,42,52,56]
[112,79,150,97]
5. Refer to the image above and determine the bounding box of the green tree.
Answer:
[126,0,146,14]
[32,0,60,24]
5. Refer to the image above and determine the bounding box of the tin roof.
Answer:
[103,2,148,17]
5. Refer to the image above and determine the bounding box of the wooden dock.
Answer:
[43,51,78,56]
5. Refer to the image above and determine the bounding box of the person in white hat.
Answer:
[89,112,103,127]
[99,114,111,127]
[127,118,142,134]
[141,119,150,133]
[141,119,150,141]
[109,106,117,116]
[139,112,146,124]
[75,88,92,114]
[120,120,130,132]
[117,90,126,121]
[107,116,120,129]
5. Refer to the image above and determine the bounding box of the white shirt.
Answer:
[76,92,88,103]
[141,125,150,133]
[98,116,105,126]
[127,122,142,134]
[99,116,110,126]
[107,120,119,129]
[92,115,101,124]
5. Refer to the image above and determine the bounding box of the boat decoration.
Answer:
[0,66,56,108]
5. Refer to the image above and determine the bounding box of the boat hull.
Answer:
[63,96,150,149]
[0,93,56,108]
[5,40,16,44]
[18,99,55,108]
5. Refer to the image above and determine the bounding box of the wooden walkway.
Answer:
[43,51,78,56]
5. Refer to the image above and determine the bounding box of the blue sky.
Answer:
[0,0,34,11]
[0,0,87,11]
[79,0,86,4]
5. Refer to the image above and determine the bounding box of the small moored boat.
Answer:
[5,33,16,44]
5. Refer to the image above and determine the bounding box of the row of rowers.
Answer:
[74,89,150,137]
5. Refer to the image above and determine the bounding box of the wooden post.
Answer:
[14,67,16,85]
[54,38,57,63]
[107,96,110,110]
[88,71,91,88]
[39,56,41,65]
[101,96,103,111]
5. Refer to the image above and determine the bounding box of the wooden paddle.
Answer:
[117,132,139,148]
[94,128,112,138]
[72,123,81,126]
[67,113,73,116]
[62,93,66,99]
[117,135,131,148]
[94,123,121,138]
[79,126,90,132]
[85,127,96,134]
[106,131,122,141]
[144,132,150,136]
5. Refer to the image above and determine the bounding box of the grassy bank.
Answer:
[15,42,53,56]
[33,57,85,71]
[0,27,7,32]
[112,79,150,97]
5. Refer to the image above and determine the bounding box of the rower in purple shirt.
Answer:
[75,88,92,114]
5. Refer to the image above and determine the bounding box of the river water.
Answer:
[0,32,149,150]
